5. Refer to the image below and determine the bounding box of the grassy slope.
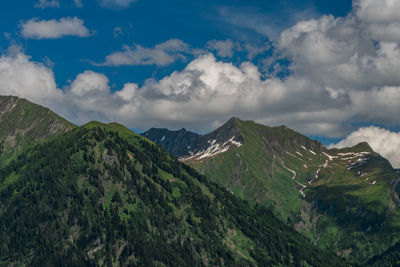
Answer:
[0,122,344,266]
[0,96,75,165]
[309,148,400,260]
[190,119,323,222]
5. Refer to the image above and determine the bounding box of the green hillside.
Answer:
[0,122,344,266]
[0,95,75,165]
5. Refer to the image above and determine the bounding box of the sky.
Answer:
[0,0,400,167]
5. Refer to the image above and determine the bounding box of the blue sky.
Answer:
[1,0,352,89]
[1,0,400,166]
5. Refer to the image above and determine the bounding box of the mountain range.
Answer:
[1,95,399,265]
[143,117,400,262]
[0,96,347,266]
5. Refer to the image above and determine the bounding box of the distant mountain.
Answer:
[142,117,243,160]
[0,95,74,164]
[142,117,400,262]
[142,127,201,158]
[0,119,345,266]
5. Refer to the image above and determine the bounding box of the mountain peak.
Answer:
[227,116,240,123]
[0,95,75,156]
[216,116,242,134]
[342,141,375,153]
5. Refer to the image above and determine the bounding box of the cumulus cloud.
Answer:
[70,71,109,97]
[0,46,62,107]
[0,46,343,135]
[21,17,92,39]
[97,39,193,66]
[99,0,137,9]
[330,127,400,168]
[274,0,400,132]
[355,0,400,23]
[34,0,60,9]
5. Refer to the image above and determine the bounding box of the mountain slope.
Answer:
[0,121,345,266]
[0,95,74,164]
[142,117,400,262]
[142,127,201,158]
[143,118,325,221]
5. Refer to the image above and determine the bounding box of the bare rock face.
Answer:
[0,95,75,154]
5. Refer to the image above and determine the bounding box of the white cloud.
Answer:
[99,0,137,9]
[66,71,125,121]
[34,0,60,9]
[355,0,400,23]
[274,0,400,134]
[0,45,62,107]
[97,39,192,66]
[0,47,339,136]
[354,0,400,43]
[206,39,236,58]
[21,17,92,39]
[115,83,138,101]
[84,54,352,136]
[70,71,109,96]
[330,126,400,168]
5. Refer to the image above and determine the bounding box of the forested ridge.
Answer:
[0,123,345,266]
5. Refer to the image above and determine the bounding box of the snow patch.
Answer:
[316,168,321,178]
[282,164,296,179]
[338,152,354,156]
[286,151,304,161]
[309,168,321,185]
[182,136,242,161]
[297,181,307,198]
[323,160,329,168]
[322,152,337,161]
